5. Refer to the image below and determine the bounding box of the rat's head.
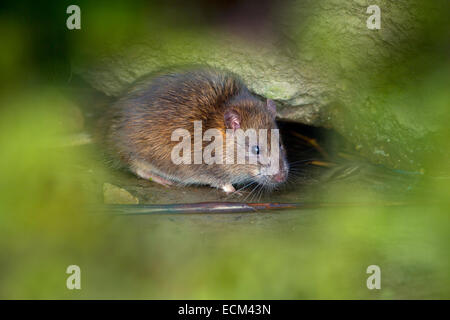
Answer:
[222,97,289,189]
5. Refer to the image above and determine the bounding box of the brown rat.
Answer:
[97,67,289,193]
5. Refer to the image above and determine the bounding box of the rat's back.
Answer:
[98,68,245,172]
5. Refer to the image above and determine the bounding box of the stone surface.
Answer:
[103,182,139,205]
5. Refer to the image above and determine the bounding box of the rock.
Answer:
[74,0,448,171]
[103,183,139,204]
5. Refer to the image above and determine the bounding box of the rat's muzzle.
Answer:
[272,171,287,183]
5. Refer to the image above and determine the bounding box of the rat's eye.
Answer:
[251,145,260,155]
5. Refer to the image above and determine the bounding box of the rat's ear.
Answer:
[266,99,277,117]
[224,109,241,131]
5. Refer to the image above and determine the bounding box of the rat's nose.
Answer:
[273,171,286,183]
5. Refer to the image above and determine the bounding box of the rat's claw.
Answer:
[229,190,245,197]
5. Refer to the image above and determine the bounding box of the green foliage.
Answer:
[0,0,448,299]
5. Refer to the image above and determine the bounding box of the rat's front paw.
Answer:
[221,184,236,194]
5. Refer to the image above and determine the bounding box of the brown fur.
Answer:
[97,67,289,192]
